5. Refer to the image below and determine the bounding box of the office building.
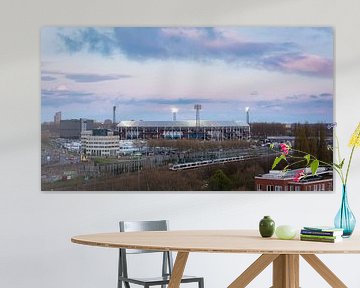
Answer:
[54,111,61,125]
[81,129,119,157]
[60,118,94,138]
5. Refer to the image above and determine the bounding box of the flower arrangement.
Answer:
[271,123,360,185]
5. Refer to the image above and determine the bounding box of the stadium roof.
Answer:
[117,120,249,128]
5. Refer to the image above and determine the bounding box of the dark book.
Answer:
[301,229,343,237]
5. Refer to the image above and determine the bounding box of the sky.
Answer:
[41,27,334,123]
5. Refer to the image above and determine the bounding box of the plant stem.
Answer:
[335,135,345,184]
[345,129,360,185]
[274,147,344,183]
[336,135,342,166]
[345,145,356,185]
[285,153,342,177]
[282,159,307,169]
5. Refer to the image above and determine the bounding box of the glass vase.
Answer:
[334,185,356,237]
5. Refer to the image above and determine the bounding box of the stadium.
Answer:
[117,120,250,141]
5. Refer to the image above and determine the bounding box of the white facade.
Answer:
[81,130,119,156]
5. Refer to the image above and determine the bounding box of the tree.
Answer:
[208,169,233,191]
[294,124,310,153]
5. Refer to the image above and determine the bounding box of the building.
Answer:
[60,118,94,138]
[81,129,119,157]
[54,111,61,125]
[255,167,333,192]
[117,120,250,140]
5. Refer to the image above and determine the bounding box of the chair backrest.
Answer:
[118,220,173,283]
[120,220,168,232]
[119,220,169,254]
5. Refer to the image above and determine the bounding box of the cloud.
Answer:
[286,95,301,100]
[58,27,116,55]
[250,93,333,123]
[55,27,333,78]
[319,93,332,98]
[65,73,132,83]
[41,76,56,81]
[141,97,214,105]
[256,92,333,112]
[256,100,282,109]
[41,88,96,107]
[111,96,218,106]
[291,92,333,101]
[42,70,132,83]
[261,53,333,77]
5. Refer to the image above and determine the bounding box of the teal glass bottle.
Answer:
[259,216,275,238]
[334,185,356,237]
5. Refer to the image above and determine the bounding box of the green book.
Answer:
[300,235,342,243]
[300,234,340,240]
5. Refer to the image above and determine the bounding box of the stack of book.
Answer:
[300,226,344,243]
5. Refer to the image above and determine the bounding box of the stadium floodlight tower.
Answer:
[245,106,251,139]
[194,104,202,139]
[245,106,250,125]
[113,106,116,124]
[171,107,178,121]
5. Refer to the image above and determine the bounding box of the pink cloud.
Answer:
[279,54,333,77]
[161,28,206,40]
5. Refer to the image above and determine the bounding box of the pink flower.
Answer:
[280,143,289,155]
[294,169,305,182]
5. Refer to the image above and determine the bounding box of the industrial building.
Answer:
[60,118,94,138]
[117,120,250,140]
[81,129,119,157]
[255,167,333,192]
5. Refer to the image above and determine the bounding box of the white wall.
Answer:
[1,0,360,287]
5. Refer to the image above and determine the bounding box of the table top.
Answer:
[71,230,360,254]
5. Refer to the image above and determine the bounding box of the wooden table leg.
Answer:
[272,254,299,288]
[228,254,279,288]
[168,252,189,288]
[301,254,347,288]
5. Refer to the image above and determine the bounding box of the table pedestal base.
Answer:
[272,254,299,288]
[227,254,347,288]
[167,252,348,288]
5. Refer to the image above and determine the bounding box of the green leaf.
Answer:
[310,159,319,175]
[270,143,274,149]
[304,154,311,164]
[339,158,345,169]
[334,158,345,169]
[272,154,286,169]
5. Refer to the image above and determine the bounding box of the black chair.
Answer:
[118,220,204,288]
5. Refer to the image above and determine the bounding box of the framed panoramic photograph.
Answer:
[41,26,334,191]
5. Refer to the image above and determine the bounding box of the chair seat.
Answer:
[119,275,203,286]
